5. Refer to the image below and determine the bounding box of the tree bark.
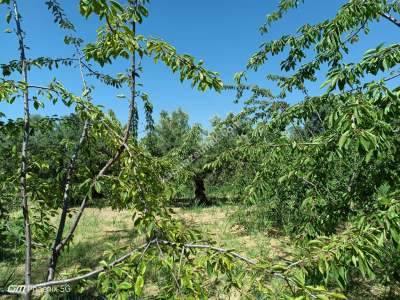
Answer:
[380,12,400,28]
[194,174,210,205]
[13,1,32,298]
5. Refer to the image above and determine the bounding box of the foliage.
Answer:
[210,0,400,296]
[143,108,196,158]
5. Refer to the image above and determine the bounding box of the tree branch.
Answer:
[157,240,257,265]
[17,239,257,292]
[10,240,156,294]
[380,12,400,27]
[46,49,92,282]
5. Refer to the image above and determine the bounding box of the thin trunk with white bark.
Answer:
[13,1,32,298]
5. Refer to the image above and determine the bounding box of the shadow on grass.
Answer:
[171,196,239,208]
[43,228,140,299]
[57,225,137,271]
[0,221,139,299]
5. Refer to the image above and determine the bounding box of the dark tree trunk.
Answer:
[194,175,210,205]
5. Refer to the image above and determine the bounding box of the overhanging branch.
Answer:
[380,12,400,27]
[16,239,258,292]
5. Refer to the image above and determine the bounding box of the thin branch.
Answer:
[177,245,185,279]
[19,239,257,291]
[346,20,367,42]
[46,49,91,282]
[384,71,400,82]
[158,240,257,265]
[0,269,16,294]
[18,240,156,293]
[380,12,400,28]
[155,239,181,295]
[80,60,126,87]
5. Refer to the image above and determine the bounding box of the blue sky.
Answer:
[0,0,398,133]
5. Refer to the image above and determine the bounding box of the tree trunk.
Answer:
[194,175,210,205]
[13,1,32,298]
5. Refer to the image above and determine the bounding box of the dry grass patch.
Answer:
[174,205,293,262]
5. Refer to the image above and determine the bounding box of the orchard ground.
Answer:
[1,204,395,299]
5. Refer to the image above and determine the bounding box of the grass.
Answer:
[0,208,138,299]
[174,205,293,261]
[55,208,136,273]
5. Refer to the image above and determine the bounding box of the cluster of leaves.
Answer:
[80,0,223,92]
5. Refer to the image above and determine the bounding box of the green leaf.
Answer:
[359,136,370,152]
[110,0,124,12]
[365,149,374,163]
[328,293,347,299]
[278,175,287,184]
[33,100,41,110]
[134,275,144,296]
[338,131,350,149]
[117,281,132,290]
[138,5,149,17]
[94,181,102,193]
[5,11,11,23]
[138,261,147,275]
[338,79,345,91]
[2,66,11,76]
